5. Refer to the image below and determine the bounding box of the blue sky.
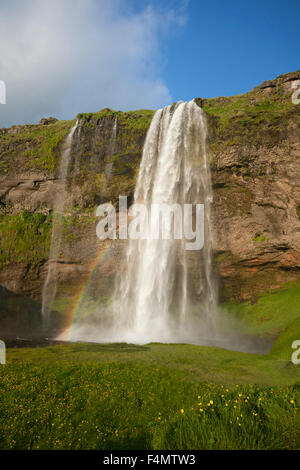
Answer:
[162,0,300,100]
[0,0,299,127]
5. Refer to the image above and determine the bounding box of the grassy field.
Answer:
[1,284,300,450]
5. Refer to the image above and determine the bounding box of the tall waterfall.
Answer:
[59,104,268,352]
[111,101,218,343]
[42,120,78,323]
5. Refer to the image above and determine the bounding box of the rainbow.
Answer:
[59,239,113,340]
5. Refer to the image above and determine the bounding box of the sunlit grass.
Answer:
[1,359,300,450]
[1,284,300,450]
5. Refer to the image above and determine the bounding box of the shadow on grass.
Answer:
[97,431,151,450]
[68,342,151,354]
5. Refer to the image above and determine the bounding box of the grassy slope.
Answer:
[1,357,299,450]
[225,282,300,353]
[1,284,300,450]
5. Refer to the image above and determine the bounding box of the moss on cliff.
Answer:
[0,208,97,269]
[77,108,154,131]
[202,70,300,154]
[225,281,300,341]
[62,209,95,242]
[69,108,155,206]
[0,211,52,268]
[0,120,74,174]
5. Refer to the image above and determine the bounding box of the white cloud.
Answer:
[0,0,187,127]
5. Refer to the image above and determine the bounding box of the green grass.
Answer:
[1,338,300,450]
[203,94,294,133]
[152,384,300,450]
[225,282,300,340]
[0,360,198,450]
[1,284,300,450]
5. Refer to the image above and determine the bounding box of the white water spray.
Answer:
[42,120,78,323]
[60,104,272,353]
[109,101,218,343]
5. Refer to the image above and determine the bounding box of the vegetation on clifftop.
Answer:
[77,108,155,131]
[0,109,154,177]
[0,120,74,174]
[202,70,300,153]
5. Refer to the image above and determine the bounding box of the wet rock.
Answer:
[0,71,299,306]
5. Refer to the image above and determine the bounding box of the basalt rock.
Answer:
[0,71,299,315]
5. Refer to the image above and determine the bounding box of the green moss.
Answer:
[77,108,155,131]
[51,296,75,315]
[62,211,95,242]
[0,211,52,268]
[216,251,241,264]
[0,209,97,269]
[0,120,74,174]
[72,108,154,204]
[224,281,300,340]
[203,94,294,132]
[252,234,269,243]
[202,76,300,153]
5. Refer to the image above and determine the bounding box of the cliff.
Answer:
[0,71,299,321]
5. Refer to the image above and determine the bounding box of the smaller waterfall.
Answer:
[105,116,118,182]
[42,120,78,324]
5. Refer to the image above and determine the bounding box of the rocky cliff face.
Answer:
[0,109,154,311]
[0,71,299,320]
[205,71,300,300]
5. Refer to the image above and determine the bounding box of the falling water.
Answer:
[62,103,271,352]
[105,116,118,182]
[110,101,218,343]
[42,120,78,324]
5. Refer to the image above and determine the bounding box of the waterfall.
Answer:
[42,120,78,324]
[61,103,268,352]
[111,100,218,343]
[105,116,118,182]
